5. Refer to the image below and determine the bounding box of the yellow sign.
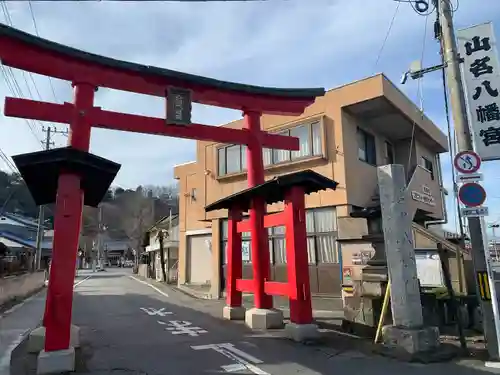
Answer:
[477,271,491,301]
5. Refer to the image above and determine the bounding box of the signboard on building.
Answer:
[411,185,436,206]
[457,23,500,161]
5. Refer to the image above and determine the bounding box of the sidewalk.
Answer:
[0,289,46,375]
[0,272,91,375]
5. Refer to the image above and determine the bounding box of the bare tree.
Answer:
[143,184,178,200]
[118,191,155,262]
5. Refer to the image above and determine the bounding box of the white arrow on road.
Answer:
[191,343,270,374]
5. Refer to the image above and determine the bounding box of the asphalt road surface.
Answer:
[71,268,495,375]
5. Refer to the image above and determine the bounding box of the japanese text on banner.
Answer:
[457,22,500,161]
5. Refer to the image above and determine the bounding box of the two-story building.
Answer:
[173,74,459,305]
[142,214,180,283]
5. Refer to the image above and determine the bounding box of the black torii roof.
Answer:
[12,147,121,208]
[0,24,325,100]
[205,170,338,212]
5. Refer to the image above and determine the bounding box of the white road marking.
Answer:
[74,275,92,287]
[129,276,169,298]
[140,307,173,317]
[221,363,247,372]
[160,320,207,336]
[191,343,270,375]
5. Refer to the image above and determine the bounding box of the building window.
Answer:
[357,128,376,165]
[421,156,434,180]
[220,206,338,266]
[221,218,255,265]
[217,120,323,176]
[385,141,394,164]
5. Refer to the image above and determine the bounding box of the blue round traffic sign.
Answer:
[458,183,486,207]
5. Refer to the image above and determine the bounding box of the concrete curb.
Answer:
[174,284,213,300]
[0,287,46,320]
[0,318,44,375]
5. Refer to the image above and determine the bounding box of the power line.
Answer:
[374,0,401,70]
[0,0,283,2]
[27,1,60,103]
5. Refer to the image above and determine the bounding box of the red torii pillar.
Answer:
[244,111,273,310]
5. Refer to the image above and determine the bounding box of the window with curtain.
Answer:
[273,131,291,163]
[290,125,310,160]
[221,207,338,266]
[217,119,324,177]
[311,121,322,156]
[267,206,338,265]
[269,225,286,264]
[220,218,258,265]
[226,145,241,174]
[218,147,226,176]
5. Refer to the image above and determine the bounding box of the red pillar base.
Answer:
[284,322,320,342]
[222,305,246,321]
[244,307,284,329]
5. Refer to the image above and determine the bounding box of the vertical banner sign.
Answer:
[166,87,192,125]
[457,23,500,161]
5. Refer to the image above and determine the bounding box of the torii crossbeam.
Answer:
[0,23,325,367]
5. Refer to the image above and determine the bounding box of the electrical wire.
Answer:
[393,0,435,16]
[406,14,429,173]
[28,1,60,103]
[374,0,401,70]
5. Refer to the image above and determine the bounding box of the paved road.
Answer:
[69,268,498,375]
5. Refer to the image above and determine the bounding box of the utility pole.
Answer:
[439,0,500,360]
[34,126,68,270]
[97,204,104,270]
[489,224,500,261]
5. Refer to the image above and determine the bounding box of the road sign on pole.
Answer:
[454,151,481,174]
[458,182,487,207]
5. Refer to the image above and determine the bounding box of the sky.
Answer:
[0,0,499,235]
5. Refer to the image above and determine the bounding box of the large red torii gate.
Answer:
[0,23,324,369]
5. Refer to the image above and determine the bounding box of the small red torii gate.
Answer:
[205,171,338,330]
[0,24,324,361]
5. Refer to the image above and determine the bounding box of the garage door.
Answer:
[187,234,212,285]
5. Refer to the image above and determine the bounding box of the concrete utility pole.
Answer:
[34,126,68,270]
[97,204,104,269]
[439,0,500,359]
[489,224,500,261]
